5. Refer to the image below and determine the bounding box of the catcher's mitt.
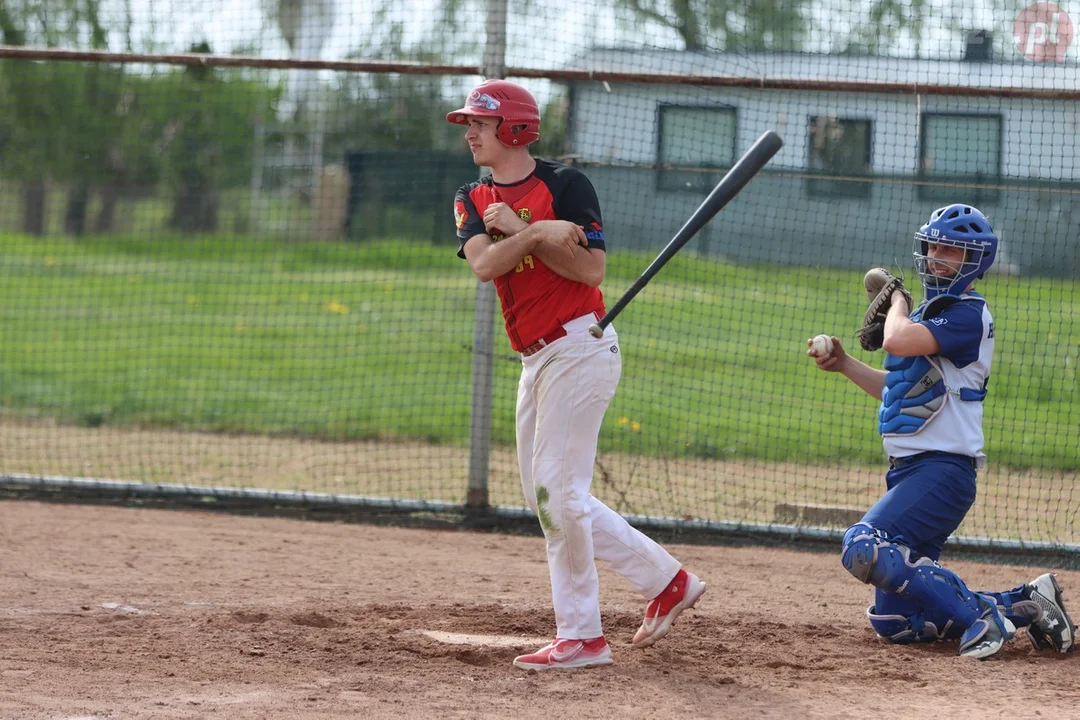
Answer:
[857,268,914,351]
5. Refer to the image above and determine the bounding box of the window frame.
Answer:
[918,112,1003,204]
[805,115,874,199]
[655,103,738,193]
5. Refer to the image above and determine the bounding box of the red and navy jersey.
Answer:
[454,158,607,352]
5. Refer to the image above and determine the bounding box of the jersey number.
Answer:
[515,255,535,273]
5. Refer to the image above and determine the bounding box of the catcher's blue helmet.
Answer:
[913,204,998,299]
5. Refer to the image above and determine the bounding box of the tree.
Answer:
[0,1,47,234]
[159,42,275,233]
[62,0,116,235]
[616,0,811,51]
[0,0,138,236]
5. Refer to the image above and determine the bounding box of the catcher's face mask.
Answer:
[924,243,967,278]
[913,204,998,299]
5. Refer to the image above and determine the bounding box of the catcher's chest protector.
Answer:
[878,295,990,438]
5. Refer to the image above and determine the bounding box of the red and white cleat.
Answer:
[512,637,614,671]
[632,569,706,648]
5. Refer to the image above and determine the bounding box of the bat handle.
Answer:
[588,323,604,338]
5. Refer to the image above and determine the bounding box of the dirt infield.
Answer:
[2,501,1079,720]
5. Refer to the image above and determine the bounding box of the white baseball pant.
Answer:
[517,312,681,640]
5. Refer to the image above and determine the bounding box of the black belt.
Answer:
[889,451,977,470]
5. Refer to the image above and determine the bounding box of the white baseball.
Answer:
[810,334,834,358]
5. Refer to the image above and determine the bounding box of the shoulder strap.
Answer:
[922,294,961,321]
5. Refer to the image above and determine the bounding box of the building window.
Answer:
[657,105,736,192]
[806,116,872,199]
[919,113,1002,204]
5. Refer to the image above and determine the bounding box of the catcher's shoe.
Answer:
[1023,573,1076,653]
[632,569,706,648]
[512,637,613,671]
[959,596,1016,660]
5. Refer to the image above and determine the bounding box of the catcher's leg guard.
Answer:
[841,523,943,590]
[867,590,963,644]
[868,606,956,644]
[978,584,1039,630]
[841,522,1015,657]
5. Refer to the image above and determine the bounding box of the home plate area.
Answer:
[4,502,1080,719]
[413,630,551,648]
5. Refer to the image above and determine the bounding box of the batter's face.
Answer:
[465,116,506,167]
[926,242,967,278]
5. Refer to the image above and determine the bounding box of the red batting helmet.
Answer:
[446,79,541,147]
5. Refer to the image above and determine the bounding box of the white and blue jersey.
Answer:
[879,292,994,468]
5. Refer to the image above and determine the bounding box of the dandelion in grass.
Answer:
[630,421,641,433]
[326,301,349,315]
[617,417,629,427]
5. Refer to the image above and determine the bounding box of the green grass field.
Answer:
[1,232,1077,470]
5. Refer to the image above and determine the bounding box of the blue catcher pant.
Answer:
[843,453,990,643]
[862,453,977,562]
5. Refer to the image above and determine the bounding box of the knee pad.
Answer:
[841,523,930,587]
[867,604,961,644]
[841,523,880,583]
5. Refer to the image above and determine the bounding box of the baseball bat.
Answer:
[588,130,784,338]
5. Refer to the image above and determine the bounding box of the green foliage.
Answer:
[0,234,1076,471]
[323,71,469,155]
[533,92,569,158]
[0,56,280,235]
[618,0,812,51]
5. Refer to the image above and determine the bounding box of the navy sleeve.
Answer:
[552,171,606,251]
[454,187,487,259]
[921,301,984,367]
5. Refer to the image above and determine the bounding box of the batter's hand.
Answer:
[535,220,588,258]
[806,335,847,373]
[483,203,528,238]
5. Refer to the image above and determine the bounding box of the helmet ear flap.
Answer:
[496,119,540,147]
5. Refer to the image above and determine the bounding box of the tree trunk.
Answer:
[169,180,219,233]
[22,178,46,236]
[95,185,119,233]
[65,183,90,236]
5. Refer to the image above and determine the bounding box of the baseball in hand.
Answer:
[809,334,834,358]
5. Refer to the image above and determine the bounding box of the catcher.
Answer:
[807,203,1075,659]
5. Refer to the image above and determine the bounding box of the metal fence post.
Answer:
[465,0,508,509]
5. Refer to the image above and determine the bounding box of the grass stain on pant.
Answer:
[534,486,560,534]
